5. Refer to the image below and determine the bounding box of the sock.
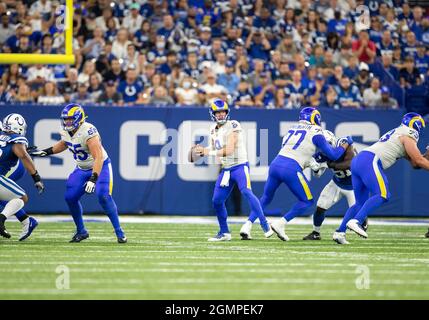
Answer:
[354,195,387,224]
[21,217,29,228]
[213,200,230,234]
[241,189,269,228]
[313,207,326,229]
[337,204,361,233]
[313,226,321,233]
[277,217,287,227]
[98,194,123,237]
[284,199,314,222]
[65,198,87,234]
[1,198,24,218]
[15,209,29,222]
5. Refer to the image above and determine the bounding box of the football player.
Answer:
[0,160,39,241]
[303,130,362,240]
[334,112,429,244]
[30,104,127,243]
[194,98,273,241]
[262,107,352,241]
[0,113,45,239]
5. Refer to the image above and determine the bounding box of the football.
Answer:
[188,145,203,163]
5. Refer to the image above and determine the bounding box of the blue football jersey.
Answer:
[0,132,28,176]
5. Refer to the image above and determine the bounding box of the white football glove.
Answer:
[85,181,96,193]
[309,157,322,171]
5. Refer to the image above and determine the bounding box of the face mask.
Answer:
[156,42,165,49]
[183,81,191,89]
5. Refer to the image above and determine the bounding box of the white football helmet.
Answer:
[323,130,337,146]
[2,113,27,136]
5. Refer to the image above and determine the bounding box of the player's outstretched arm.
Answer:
[29,141,67,157]
[312,134,351,161]
[400,136,429,170]
[12,144,44,194]
[327,145,355,170]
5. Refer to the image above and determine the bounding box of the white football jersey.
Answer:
[209,120,248,169]
[60,122,108,170]
[365,124,419,169]
[278,121,324,169]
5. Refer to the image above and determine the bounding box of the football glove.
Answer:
[28,146,54,157]
[85,172,98,193]
[314,152,329,163]
[31,172,45,194]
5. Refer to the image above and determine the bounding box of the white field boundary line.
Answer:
[8,215,429,226]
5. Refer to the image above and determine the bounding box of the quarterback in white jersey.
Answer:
[334,112,429,244]
[193,98,273,241]
[30,104,126,243]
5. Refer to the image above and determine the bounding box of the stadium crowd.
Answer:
[0,0,429,113]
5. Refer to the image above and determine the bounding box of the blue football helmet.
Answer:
[299,107,321,126]
[402,112,426,133]
[61,103,87,132]
[209,98,230,125]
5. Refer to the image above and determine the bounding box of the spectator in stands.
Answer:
[352,30,376,64]
[58,68,79,99]
[254,72,275,108]
[82,27,105,60]
[122,3,143,35]
[1,64,21,90]
[403,31,418,58]
[16,35,32,54]
[233,80,255,108]
[97,80,123,105]
[200,72,227,100]
[344,55,360,80]
[335,75,362,109]
[12,83,33,103]
[309,73,329,105]
[320,85,340,109]
[363,77,382,108]
[175,77,199,106]
[284,70,307,109]
[27,64,54,90]
[0,13,15,45]
[112,28,131,60]
[377,30,394,57]
[149,86,174,106]
[217,61,239,95]
[37,81,65,105]
[88,73,104,102]
[355,62,372,94]
[274,87,289,109]
[118,65,144,104]
[382,53,399,81]
[70,82,93,105]
[122,43,140,72]
[415,43,429,75]
[134,20,153,51]
[77,60,99,85]
[375,86,399,109]
[105,58,125,83]
[400,55,422,88]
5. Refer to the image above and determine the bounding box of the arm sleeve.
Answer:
[312,134,345,161]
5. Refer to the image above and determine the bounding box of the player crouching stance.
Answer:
[30,104,126,243]
[262,108,352,241]
[194,99,273,241]
[334,112,429,244]
[0,114,44,239]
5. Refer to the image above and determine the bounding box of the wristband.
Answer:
[89,172,99,183]
[208,150,217,157]
[43,147,54,155]
[31,171,41,183]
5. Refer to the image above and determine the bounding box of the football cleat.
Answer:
[239,221,252,240]
[347,219,368,238]
[333,232,349,245]
[262,224,274,238]
[362,217,369,232]
[0,215,11,239]
[69,232,89,243]
[117,236,127,243]
[19,217,39,241]
[208,232,232,242]
[270,220,289,241]
[425,228,429,238]
[303,231,321,240]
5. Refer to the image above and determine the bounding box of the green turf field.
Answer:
[0,219,428,300]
